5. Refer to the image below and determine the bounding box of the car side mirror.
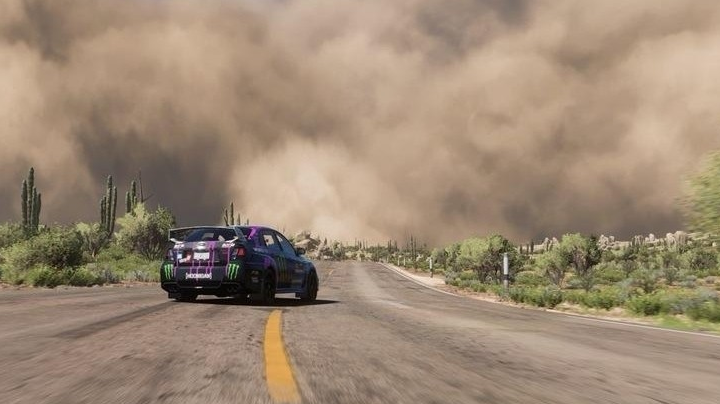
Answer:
[295,247,306,256]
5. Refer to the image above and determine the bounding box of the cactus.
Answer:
[21,167,41,235]
[125,180,139,214]
[21,179,28,230]
[223,202,236,226]
[100,175,117,235]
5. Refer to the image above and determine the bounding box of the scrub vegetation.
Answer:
[0,169,174,287]
[356,152,720,323]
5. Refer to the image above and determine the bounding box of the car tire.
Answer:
[301,272,318,302]
[233,294,251,304]
[252,274,275,306]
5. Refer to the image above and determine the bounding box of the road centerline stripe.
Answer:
[264,310,301,404]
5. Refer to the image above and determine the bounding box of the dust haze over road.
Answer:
[2,1,720,244]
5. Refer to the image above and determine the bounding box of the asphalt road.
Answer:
[2,261,719,404]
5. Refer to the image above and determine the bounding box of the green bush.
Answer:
[116,204,175,260]
[1,266,27,285]
[681,248,720,277]
[686,301,720,322]
[680,274,698,289]
[626,293,666,316]
[631,268,661,293]
[593,262,625,285]
[562,287,626,310]
[67,267,105,286]
[94,252,161,282]
[1,226,83,275]
[562,289,585,305]
[26,265,66,288]
[508,286,563,308]
[458,270,477,281]
[625,289,720,319]
[0,222,25,249]
[514,271,550,287]
[584,287,625,310]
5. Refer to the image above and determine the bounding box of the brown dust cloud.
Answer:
[1,0,720,245]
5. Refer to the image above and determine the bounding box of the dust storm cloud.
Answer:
[1,0,720,245]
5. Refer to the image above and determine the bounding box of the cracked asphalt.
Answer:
[1,261,719,404]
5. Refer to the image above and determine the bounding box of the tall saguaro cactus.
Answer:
[125,180,139,214]
[21,167,41,235]
[223,202,235,226]
[100,175,118,236]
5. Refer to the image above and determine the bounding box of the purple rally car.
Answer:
[160,225,319,304]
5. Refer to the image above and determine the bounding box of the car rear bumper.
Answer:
[161,280,261,297]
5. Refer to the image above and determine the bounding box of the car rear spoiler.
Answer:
[167,226,243,243]
[168,227,201,243]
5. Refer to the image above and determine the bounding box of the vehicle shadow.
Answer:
[189,297,339,307]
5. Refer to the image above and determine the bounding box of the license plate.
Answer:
[186,273,212,279]
[194,252,210,260]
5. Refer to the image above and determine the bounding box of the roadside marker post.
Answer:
[502,252,509,290]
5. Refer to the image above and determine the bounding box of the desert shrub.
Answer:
[660,266,682,286]
[116,204,175,260]
[686,301,720,322]
[626,293,666,316]
[625,288,720,318]
[2,227,84,273]
[514,271,550,287]
[67,266,105,286]
[1,266,27,285]
[681,248,720,277]
[0,222,25,249]
[445,277,460,287]
[508,286,563,308]
[631,267,661,293]
[562,289,585,305]
[1,242,36,275]
[562,287,625,310]
[94,252,161,282]
[584,287,625,310]
[680,274,698,289]
[593,262,625,285]
[26,264,66,288]
[456,279,488,293]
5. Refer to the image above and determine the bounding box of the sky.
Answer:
[1,0,720,245]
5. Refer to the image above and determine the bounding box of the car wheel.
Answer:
[252,274,275,306]
[233,294,250,304]
[301,272,318,302]
[263,275,276,305]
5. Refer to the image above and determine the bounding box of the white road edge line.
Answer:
[378,262,720,340]
[379,263,465,298]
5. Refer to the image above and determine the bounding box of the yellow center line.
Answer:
[264,310,301,404]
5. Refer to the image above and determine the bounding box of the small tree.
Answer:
[457,235,519,283]
[116,204,176,260]
[75,222,109,258]
[554,233,602,291]
[537,252,566,287]
[685,150,720,239]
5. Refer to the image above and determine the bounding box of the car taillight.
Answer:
[236,247,246,258]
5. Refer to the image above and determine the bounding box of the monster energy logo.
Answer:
[227,263,241,279]
[163,263,173,280]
